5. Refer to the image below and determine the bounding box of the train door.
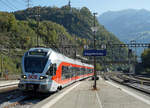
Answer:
[46,63,57,78]
[70,66,75,81]
[72,67,77,81]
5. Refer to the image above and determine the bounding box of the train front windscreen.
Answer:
[24,57,48,73]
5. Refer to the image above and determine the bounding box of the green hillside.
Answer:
[0,12,76,76]
[0,6,128,76]
[14,6,128,60]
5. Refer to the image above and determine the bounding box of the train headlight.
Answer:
[39,76,47,80]
[21,75,27,79]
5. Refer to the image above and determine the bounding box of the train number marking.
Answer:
[28,75,37,79]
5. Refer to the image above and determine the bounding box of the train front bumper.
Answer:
[18,81,52,93]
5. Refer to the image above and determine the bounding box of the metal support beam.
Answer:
[105,43,150,48]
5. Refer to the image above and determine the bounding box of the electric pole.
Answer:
[26,0,32,9]
[36,6,40,47]
[93,12,98,89]
[68,0,71,7]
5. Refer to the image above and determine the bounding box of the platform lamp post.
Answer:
[91,12,98,89]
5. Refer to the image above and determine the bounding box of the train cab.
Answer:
[18,48,58,92]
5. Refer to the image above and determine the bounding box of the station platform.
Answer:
[34,77,150,108]
[0,80,19,87]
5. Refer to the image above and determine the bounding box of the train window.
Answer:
[46,68,53,76]
[89,69,91,74]
[77,68,80,75]
[76,67,78,75]
[81,68,83,75]
[47,64,57,76]
[62,66,73,80]
[87,69,90,74]
[89,69,91,73]
[70,67,74,77]
[72,67,76,77]
[62,66,67,80]
[24,57,48,73]
[88,69,90,74]
[80,68,82,75]
[91,69,93,73]
[53,64,57,75]
[83,68,86,75]
[62,66,67,74]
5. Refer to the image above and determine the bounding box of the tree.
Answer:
[141,49,150,68]
[96,63,102,71]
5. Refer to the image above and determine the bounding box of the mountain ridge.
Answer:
[99,9,150,42]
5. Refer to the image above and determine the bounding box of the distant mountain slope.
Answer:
[99,9,150,42]
[13,6,128,61]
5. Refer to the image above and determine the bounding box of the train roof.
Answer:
[29,47,52,52]
[28,47,93,68]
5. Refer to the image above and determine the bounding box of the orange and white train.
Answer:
[18,47,94,93]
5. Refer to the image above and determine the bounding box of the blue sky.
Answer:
[0,0,150,15]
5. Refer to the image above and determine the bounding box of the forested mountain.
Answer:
[99,9,150,42]
[0,12,75,75]
[0,6,128,75]
[14,6,128,59]
[14,6,93,39]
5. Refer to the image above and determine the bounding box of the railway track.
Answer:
[0,89,53,108]
[118,74,150,86]
[0,83,37,108]
[0,88,23,108]
[0,81,57,108]
[133,75,150,82]
[107,73,150,95]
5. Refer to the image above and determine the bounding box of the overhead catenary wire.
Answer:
[0,0,27,11]
[25,0,32,9]
[14,0,26,9]
[0,0,15,11]
[0,0,31,19]
[16,0,25,5]
[0,1,6,11]
[6,0,18,10]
